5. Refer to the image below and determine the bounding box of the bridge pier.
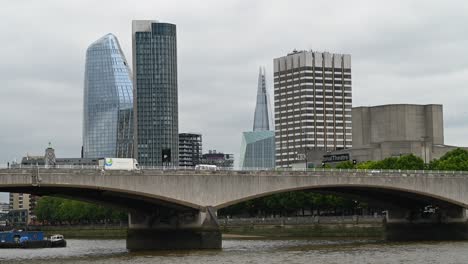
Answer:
[126,207,221,251]
[384,207,468,241]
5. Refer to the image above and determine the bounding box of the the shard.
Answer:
[240,67,275,169]
[82,33,133,158]
[253,67,273,131]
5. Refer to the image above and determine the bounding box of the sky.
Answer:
[1,0,468,201]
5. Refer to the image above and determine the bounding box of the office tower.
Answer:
[239,67,276,169]
[83,33,134,158]
[179,133,202,168]
[253,67,273,131]
[132,20,179,167]
[273,50,352,168]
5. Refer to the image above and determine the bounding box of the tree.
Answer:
[429,148,468,171]
[356,161,377,169]
[35,197,128,225]
[395,154,424,170]
[336,161,354,169]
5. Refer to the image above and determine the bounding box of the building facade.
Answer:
[9,194,34,224]
[239,131,276,169]
[273,50,352,167]
[326,104,464,164]
[83,33,134,158]
[0,203,9,214]
[239,67,276,169]
[179,133,202,168]
[201,150,234,169]
[132,20,179,167]
[7,209,29,226]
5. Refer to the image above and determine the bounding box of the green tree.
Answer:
[429,148,468,171]
[376,157,399,169]
[35,197,128,225]
[394,154,424,170]
[356,161,377,169]
[336,161,354,169]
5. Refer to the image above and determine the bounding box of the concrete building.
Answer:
[239,67,276,169]
[83,34,134,159]
[274,50,352,168]
[201,150,234,169]
[179,133,202,168]
[19,146,99,167]
[326,104,465,164]
[132,20,179,167]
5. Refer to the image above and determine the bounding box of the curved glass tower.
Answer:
[83,33,133,158]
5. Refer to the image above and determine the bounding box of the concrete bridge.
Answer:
[1,167,468,250]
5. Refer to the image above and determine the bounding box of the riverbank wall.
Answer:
[37,225,127,238]
[29,216,384,239]
[219,216,384,238]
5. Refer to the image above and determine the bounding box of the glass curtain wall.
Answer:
[133,21,179,167]
[83,34,133,158]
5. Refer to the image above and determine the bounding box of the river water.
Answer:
[1,239,468,264]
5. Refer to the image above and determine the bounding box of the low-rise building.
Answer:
[321,104,467,165]
[201,150,234,169]
[239,131,275,169]
[7,209,29,226]
[10,145,99,223]
[179,133,202,168]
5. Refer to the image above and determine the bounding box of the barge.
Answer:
[0,230,66,248]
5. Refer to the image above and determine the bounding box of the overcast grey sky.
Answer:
[1,0,468,201]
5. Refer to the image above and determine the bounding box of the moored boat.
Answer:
[0,231,67,248]
[50,234,67,247]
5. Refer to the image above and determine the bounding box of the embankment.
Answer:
[33,216,385,239]
[219,216,384,238]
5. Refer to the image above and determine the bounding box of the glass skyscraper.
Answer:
[83,33,133,158]
[239,67,276,169]
[253,67,273,131]
[132,21,179,167]
[239,131,275,169]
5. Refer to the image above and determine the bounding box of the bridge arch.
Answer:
[214,184,468,210]
[0,184,201,213]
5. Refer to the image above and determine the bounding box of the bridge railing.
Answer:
[3,164,100,170]
[1,164,467,175]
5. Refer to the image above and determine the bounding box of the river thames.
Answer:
[1,239,468,263]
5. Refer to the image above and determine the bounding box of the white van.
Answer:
[98,158,140,171]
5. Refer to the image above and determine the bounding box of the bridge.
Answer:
[1,167,468,250]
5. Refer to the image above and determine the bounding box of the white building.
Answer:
[273,50,352,167]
